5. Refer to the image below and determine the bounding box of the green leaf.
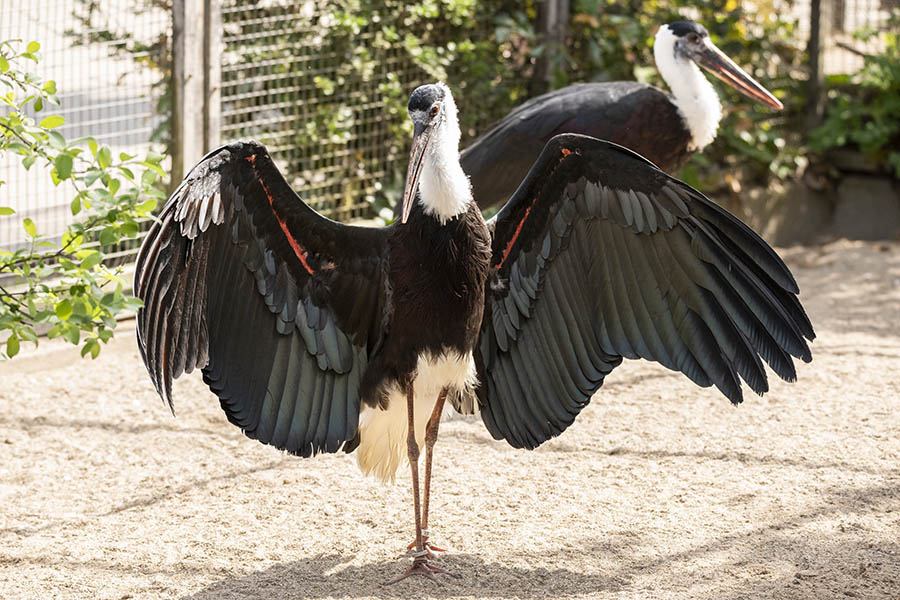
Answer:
[6,333,19,358]
[54,153,73,180]
[61,231,83,250]
[81,169,103,187]
[48,130,66,150]
[26,41,40,54]
[98,146,112,169]
[6,142,29,155]
[70,195,81,216]
[0,56,8,73]
[141,169,157,186]
[39,115,65,129]
[0,207,15,216]
[55,299,73,320]
[22,155,36,170]
[42,80,56,94]
[135,198,157,214]
[80,338,100,359]
[120,222,139,238]
[139,160,166,176]
[23,217,37,237]
[99,227,118,246]
[17,326,38,343]
[80,250,102,270]
[63,327,80,345]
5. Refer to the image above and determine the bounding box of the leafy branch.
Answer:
[1,39,167,359]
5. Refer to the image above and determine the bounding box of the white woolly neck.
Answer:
[417,82,471,225]
[654,25,723,151]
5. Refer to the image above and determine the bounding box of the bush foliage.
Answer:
[0,40,165,359]
[809,13,900,175]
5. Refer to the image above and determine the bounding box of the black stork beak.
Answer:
[694,40,783,110]
[401,118,433,224]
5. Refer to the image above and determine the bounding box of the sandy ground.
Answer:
[1,239,899,600]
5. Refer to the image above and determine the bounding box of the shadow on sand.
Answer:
[179,548,627,600]
[178,478,900,600]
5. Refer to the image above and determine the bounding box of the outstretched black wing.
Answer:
[135,140,389,457]
[477,134,814,450]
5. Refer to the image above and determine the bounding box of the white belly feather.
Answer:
[356,351,476,482]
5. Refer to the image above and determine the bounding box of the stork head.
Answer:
[401,82,466,224]
[655,21,783,110]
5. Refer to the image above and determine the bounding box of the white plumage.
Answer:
[654,25,723,151]
[356,351,476,482]
[417,82,472,225]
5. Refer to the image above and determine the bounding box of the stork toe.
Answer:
[385,555,459,585]
[406,535,446,558]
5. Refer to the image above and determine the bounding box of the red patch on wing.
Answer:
[497,146,576,270]
[495,199,536,270]
[250,155,316,276]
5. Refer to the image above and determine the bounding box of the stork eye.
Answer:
[430,104,440,117]
[688,33,701,44]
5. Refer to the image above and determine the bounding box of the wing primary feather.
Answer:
[269,333,302,449]
[606,223,672,364]
[601,226,651,358]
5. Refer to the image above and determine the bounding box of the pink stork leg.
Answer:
[385,384,455,584]
[410,387,448,556]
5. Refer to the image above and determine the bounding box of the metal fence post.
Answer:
[807,0,833,128]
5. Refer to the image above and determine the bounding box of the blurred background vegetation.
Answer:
[69,0,899,210]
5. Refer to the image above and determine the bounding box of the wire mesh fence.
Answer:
[828,0,897,73]
[219,1,431,222]
[0,0,170,253]
[2,0,896,253]
[793,0,897,74]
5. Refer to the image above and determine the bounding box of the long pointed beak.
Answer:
[401,121,432,224]
[695,40,783,110]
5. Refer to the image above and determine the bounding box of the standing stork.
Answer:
[135,82,813,583]
[461,21,784,210]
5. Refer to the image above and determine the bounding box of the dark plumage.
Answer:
[476,134,813,449]
[134,83,812,580]
[460,21,783,210]
[461,82,690,211]
[135,140,491,457]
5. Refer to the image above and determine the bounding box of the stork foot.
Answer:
[384,556,458,585]
[406,535,446,558]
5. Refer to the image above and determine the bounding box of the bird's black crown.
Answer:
[668,20,708,38]
[408,84,445,112]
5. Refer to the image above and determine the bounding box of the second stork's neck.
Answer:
[654,27,722,151]
[418,94,471,225]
